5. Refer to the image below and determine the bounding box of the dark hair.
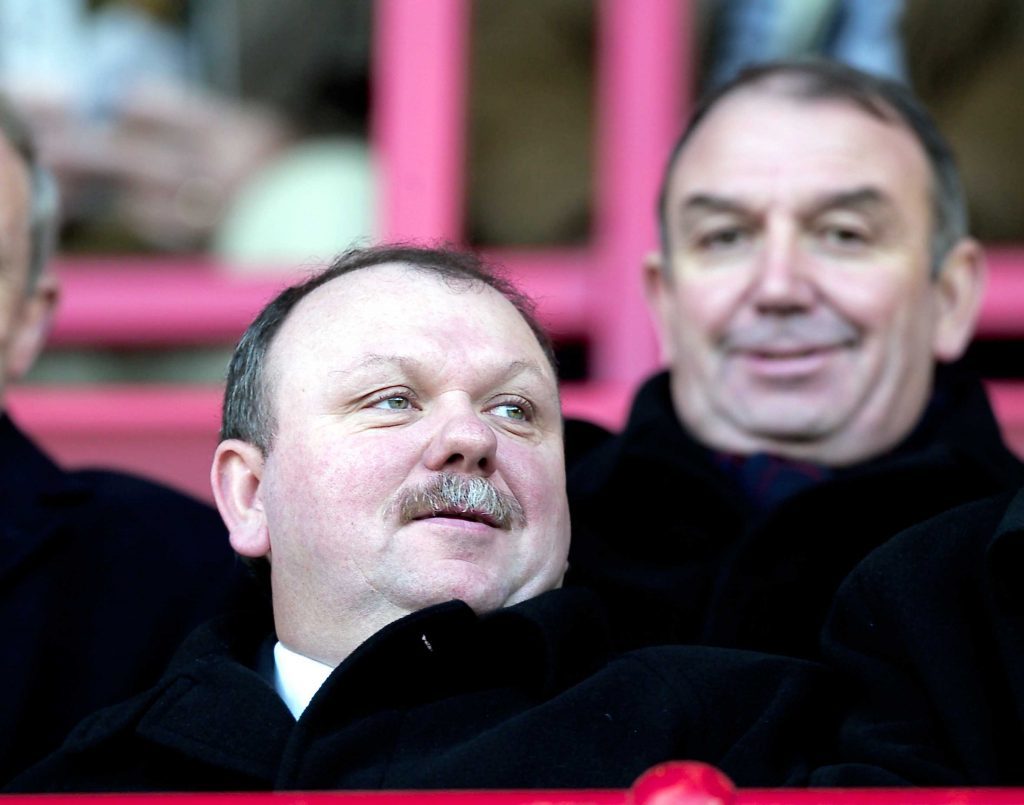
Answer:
[657,59,966,274]
[0,93,59,290]
[221,244,558,453]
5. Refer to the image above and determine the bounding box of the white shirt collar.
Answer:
[273,640,334,720]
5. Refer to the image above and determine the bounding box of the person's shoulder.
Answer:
[847,488,1020,590]
[622,643,827,689]
[55,467,231,574]
[71,466,211,506]
[610,644,833,786]
[67,467,225,530]
[591,642,830,723]
[4,680,162,793]
[563,416,614,467]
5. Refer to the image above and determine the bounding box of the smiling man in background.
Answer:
[567,59,1024,659]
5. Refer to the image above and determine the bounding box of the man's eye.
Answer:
[373,396,411,411]
[820,224,870,249]
[697,227,747,251]
[492,403,527,421]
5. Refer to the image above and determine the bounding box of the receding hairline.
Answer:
[671,78,923,176]
[662,80,937,248]
[662,67,943,214]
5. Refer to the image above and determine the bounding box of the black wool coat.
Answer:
[9,588,834,792]
[0,414,245,784]
[566,366,1024,660]
[815,487,1024,786]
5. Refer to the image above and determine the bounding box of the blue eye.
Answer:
[373,396,411,411]
[492,403,527,421]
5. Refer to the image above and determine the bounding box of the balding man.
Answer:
[567,59,1024,659]
[10,246,830,792]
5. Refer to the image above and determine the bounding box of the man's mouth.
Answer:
[734,343,847,379]
[746,344,838,359]
[412,508,500,528]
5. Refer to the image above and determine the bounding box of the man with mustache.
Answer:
[567,59,1024,659]
[10,245,831,791]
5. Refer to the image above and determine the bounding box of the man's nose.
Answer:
[750,227,815,312]
[423,399,498,476]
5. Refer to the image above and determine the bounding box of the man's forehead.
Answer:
[669,87,929,194]
[269,263,549,376]
[283,263,512,333]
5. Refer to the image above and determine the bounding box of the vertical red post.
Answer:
[591,0,690,383]
[372,0,470,242]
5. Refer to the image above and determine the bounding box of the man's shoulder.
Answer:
[7,616,287,793]
[68,466,223,527]
[845,488,1020,591]
[0,412,225,540]
[567,372,713,490]
[563,417,614,467]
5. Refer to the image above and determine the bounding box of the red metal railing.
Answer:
[2,762,1022,804]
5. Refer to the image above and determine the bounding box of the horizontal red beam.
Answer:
[4,382,636,500]
[46,251,597,348]
[9,380,1024,503]
[3,756,1022,805]
[45,248,1024,348]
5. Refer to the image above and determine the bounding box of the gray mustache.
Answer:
[392,472,526,530]
[723,313,859,351]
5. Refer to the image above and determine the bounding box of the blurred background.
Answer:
[5,0,1024,498]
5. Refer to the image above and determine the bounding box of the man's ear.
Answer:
[642,250,676,364]
[212,439,271,558]
[932,238,986,362]
[6,271,58,382]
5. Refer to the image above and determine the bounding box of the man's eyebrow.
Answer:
[806,187,892,216]
[327,354,419,383]
[346,354,418,372]
[332,355,550,385]
[503,359,552,385]
[677,193,749,220]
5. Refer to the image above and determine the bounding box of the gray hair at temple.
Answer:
[0,93,59,291]
[221,244,558,454]
[657,59,967,276]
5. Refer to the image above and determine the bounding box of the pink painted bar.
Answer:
[9,379,1024,503]
[2,791,1023,805]
[489,248,595,337]
[41,250,1024,349]
[2,789,1022,804]
[590,0,688,383]
[5,381,635,501]
[48,257,292,347]
[8,384,225,501]
[978,248,1024,339]
[0,793,624,805]
[44,252,598,347]
[372,0,469,241]
[2,757,1024,804]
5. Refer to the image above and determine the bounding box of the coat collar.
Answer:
[587,363,1021,495]
[305,587,612,725]
[112,588,611,783]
